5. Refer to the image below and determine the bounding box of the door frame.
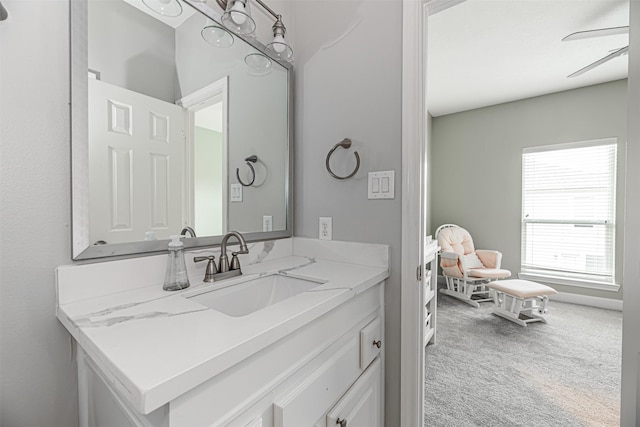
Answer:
[400,0,428,425]
[178,76,230,235]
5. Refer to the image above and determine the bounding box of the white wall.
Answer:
[290,0,403,425]
[431,80,628,300]
[0,1,79,426]
[621,0,640,423]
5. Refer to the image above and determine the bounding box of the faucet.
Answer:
[219,231,249,273]
[193,231,249,282]
[180,226,196,238]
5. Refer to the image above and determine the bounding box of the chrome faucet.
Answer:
[219,231,249,273]
[193,231,249,282]
[180,226,196,238]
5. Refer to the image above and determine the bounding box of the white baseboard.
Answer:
[550,292,623,311]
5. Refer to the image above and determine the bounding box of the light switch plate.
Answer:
[319,217,332,240]
[368,170,395,199]
[263,215,273,232]
[231,184,243,202]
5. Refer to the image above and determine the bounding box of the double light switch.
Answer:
[368,171,395,199]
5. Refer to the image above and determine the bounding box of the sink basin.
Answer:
[185,273,326,317]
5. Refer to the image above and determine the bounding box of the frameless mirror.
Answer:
[71,0,292,259]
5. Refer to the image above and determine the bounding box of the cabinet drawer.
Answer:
[326,357,382,427]
[273,336,360,426]
[360,317,382,369]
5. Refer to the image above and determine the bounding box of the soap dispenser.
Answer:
[163,235,190,291]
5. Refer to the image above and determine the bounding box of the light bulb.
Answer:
[272,34,286,53]
[230,1,247,25]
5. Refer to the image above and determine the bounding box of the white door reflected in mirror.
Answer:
[89,79,185,244]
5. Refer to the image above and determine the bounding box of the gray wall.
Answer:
[0,0,79,425]
[290,0,403,425]
[430,80,628,300]
[88,0,176,103]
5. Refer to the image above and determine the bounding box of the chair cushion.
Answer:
[462,253,484,269]
[487,279,558,298]
[438,226,475,256]
[468,268,511,279]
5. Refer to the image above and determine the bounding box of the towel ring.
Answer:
[326,138,360,180]
[236,155,258,187]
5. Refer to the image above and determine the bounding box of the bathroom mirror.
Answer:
[71,0,292,259]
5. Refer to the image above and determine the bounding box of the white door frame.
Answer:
[621,1,640,424]
[178,76,229,235]
[400,0,428,426]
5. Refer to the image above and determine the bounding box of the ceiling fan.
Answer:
[562,25,629,78]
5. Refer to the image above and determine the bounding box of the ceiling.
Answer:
[427,0,630,117]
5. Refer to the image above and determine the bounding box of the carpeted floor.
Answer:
[425,293,622,427]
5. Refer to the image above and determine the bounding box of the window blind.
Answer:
[521,139,617,283]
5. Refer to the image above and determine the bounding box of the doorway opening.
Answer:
[179,76,229,237]
[424,1,627,425]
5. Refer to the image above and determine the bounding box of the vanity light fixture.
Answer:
[244,52,272,75]
[201,22,235,48]
[0,1,8,21]
[221,0,256,36]
[265,15,293,61]
[142,0,183,17]
[217,0,293,61]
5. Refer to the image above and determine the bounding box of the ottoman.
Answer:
[487,279,558,326]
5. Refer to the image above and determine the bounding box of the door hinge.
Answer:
[417,265,423,281]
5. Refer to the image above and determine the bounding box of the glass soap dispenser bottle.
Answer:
[163,235,190,291]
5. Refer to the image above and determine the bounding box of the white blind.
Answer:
[521,139,617,283]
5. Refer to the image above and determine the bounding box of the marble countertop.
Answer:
[56,238,389,415]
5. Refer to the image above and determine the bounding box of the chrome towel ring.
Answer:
[236,155,258,187]
[326,138,360,180]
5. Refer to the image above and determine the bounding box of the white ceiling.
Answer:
[427,0,630,117]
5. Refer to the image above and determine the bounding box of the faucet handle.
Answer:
[194,256,217,282]
[229,253,242,272]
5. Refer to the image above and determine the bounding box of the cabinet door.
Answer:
[273,336,360,427]
[326,358,382,427]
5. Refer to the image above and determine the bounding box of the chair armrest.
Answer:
[475,250,502,269]
[440,251,459,260]
[440,251,463,278]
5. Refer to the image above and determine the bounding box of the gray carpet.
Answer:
[425,293,622,427]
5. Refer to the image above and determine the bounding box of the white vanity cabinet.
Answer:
[77,282,384,427]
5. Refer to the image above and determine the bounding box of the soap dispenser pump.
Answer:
[163,235,190,291]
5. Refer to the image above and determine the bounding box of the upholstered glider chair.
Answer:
[435,224,511,308]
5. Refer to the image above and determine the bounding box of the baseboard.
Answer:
[550,292,623,311]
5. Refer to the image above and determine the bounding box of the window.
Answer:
[521,138,617,286]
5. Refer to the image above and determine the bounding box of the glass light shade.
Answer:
[221,0,256,35]
[142,0,182,17]
[244,53,272,76]
[201,25,234,48]
[266,37,293,61]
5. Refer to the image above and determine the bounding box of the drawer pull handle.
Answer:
[336,418,347,427]
[373,340,382,348]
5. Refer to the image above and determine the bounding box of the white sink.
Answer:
[185,273,326,317]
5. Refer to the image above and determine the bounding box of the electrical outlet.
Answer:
[231,184,243,202]
[319,217,332,240]
[263,215,273,232]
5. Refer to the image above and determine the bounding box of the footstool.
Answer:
[487,279,558,326]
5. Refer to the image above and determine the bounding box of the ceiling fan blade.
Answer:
[562,26,629,42]
[568,46,629,78]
